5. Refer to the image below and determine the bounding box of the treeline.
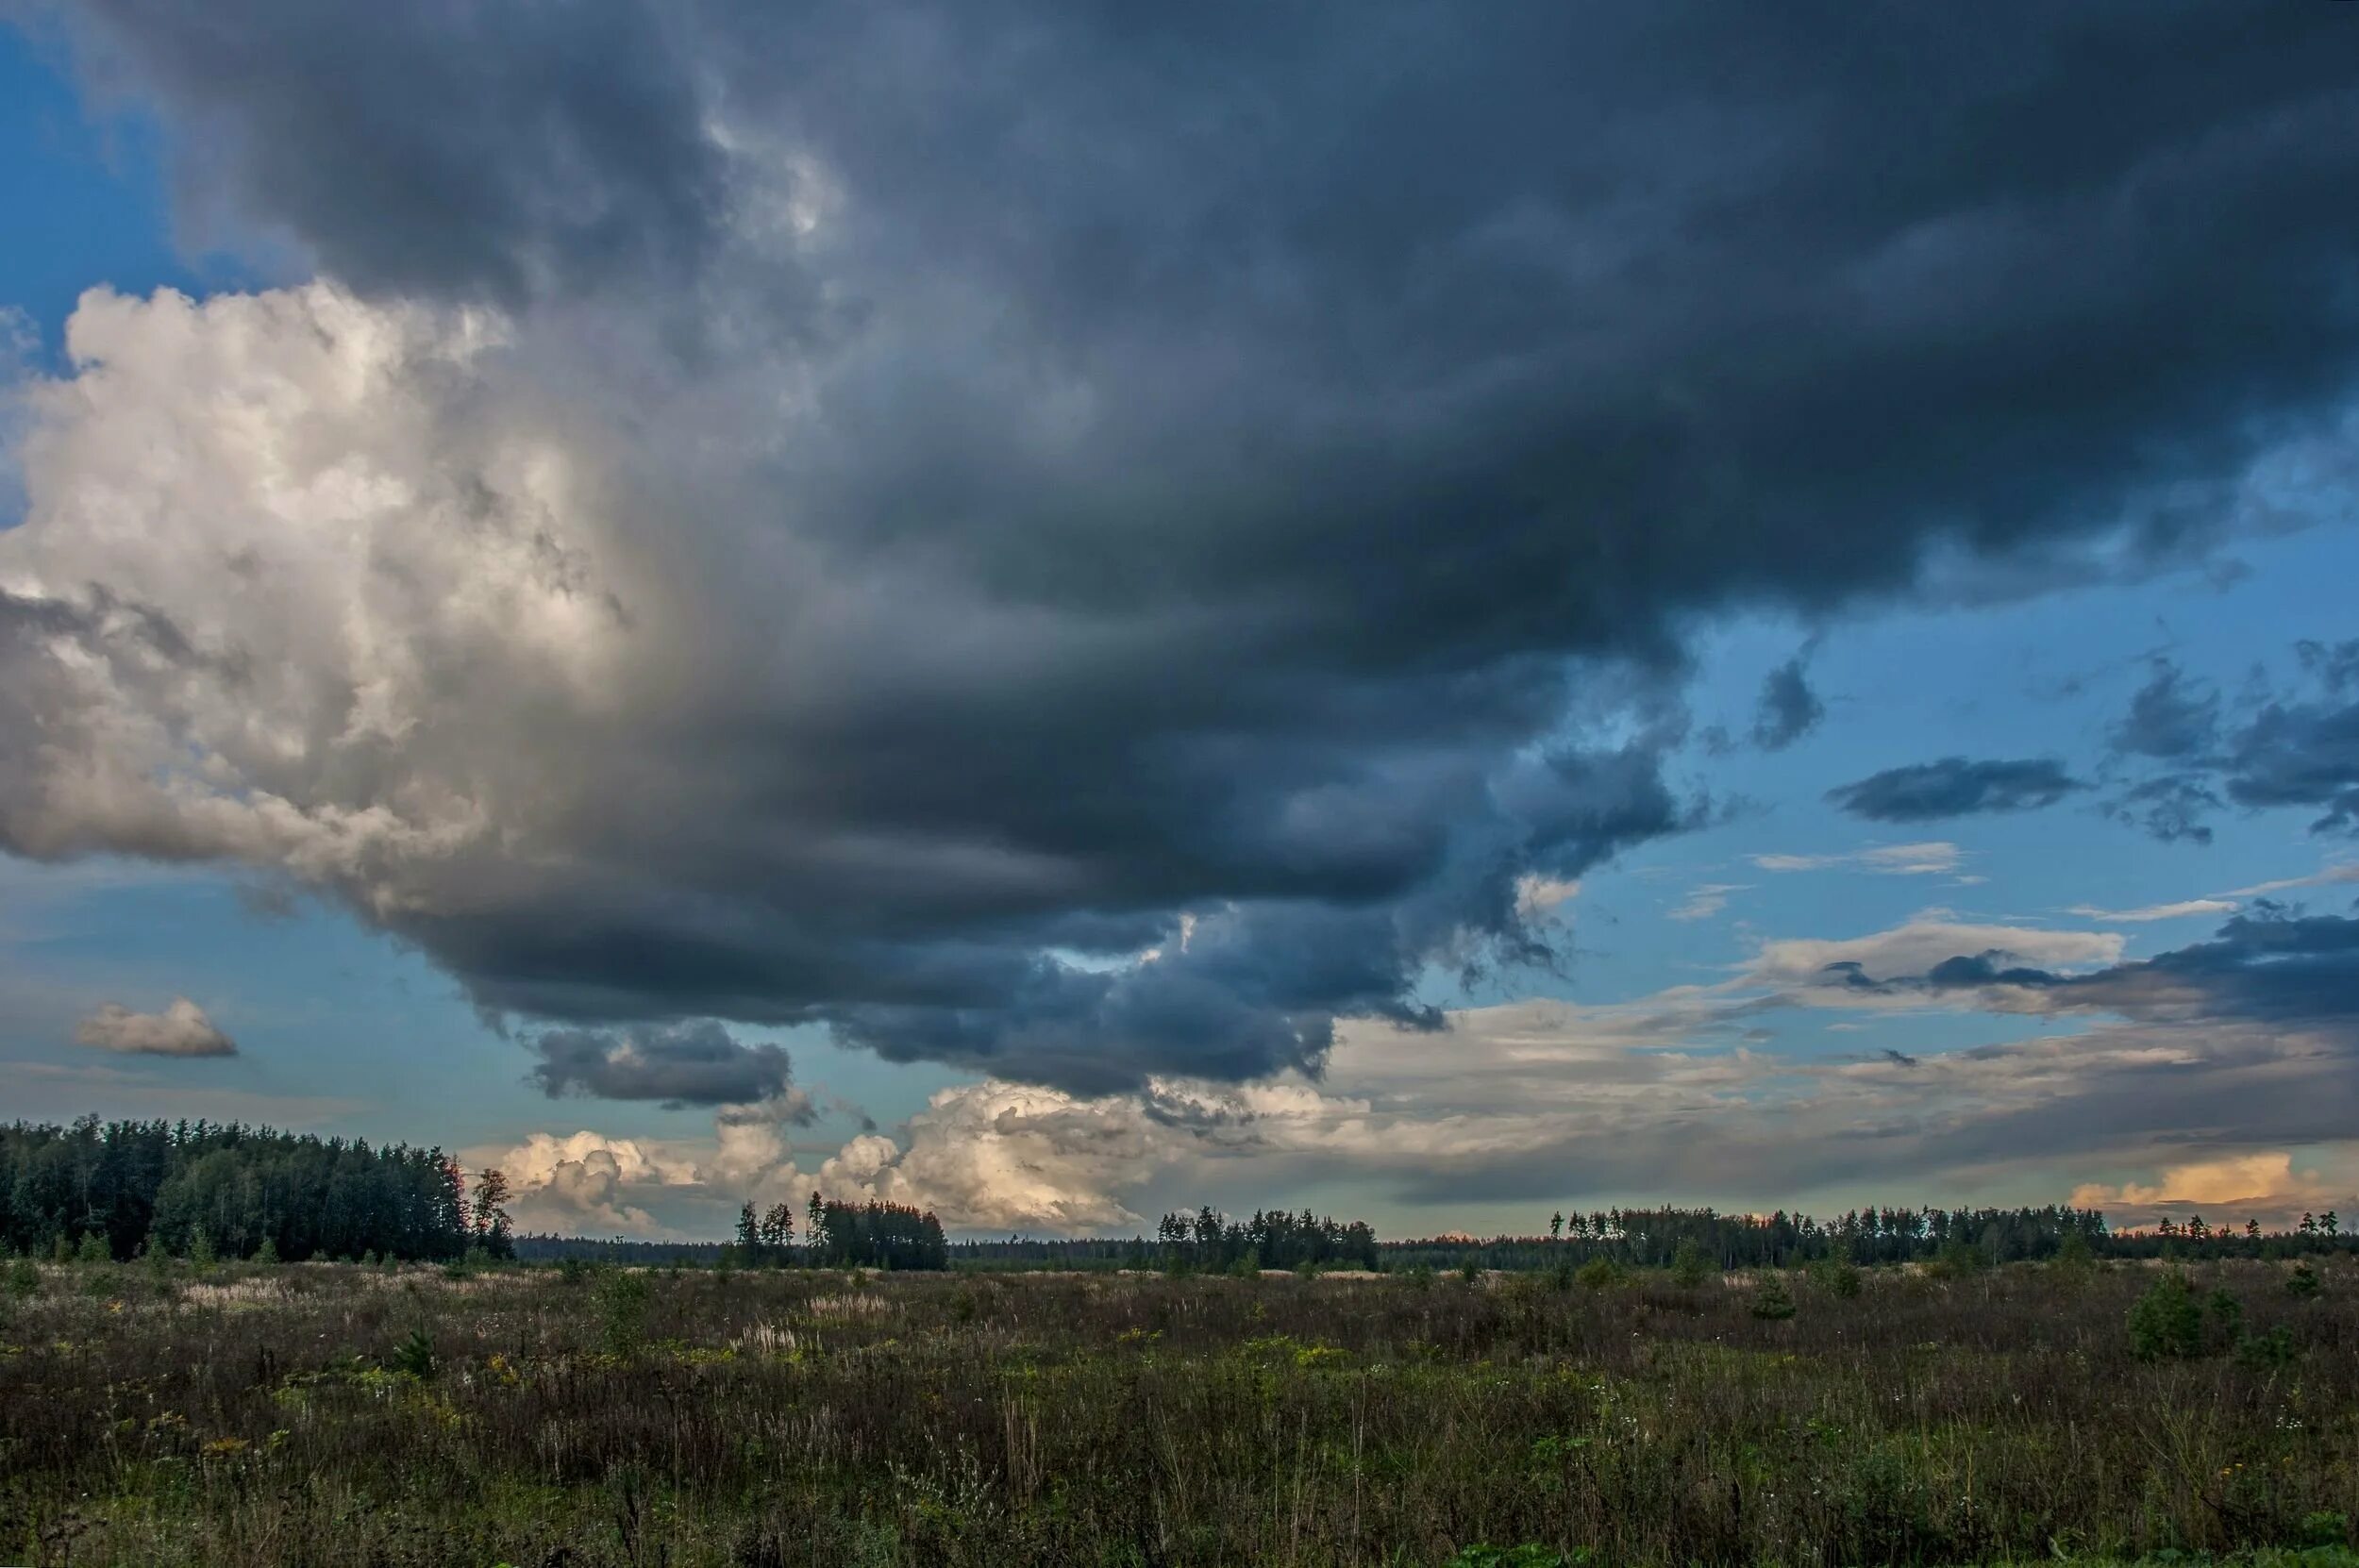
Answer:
[2,1118,511,1262]
[1153,1207,1381,1272]
[725,1194,949,1271]
[937,1204,2359,1273]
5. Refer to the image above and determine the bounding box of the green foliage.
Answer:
[1457,1258,1481,1285]
[189,1227,217,1273]
[1928,1234,1983,1277]
[2053,1226,2096,1271]
[2303,1510,2352,1547]
[1669,1239,1710,1289]
[1809,1255,1863,1298]
[390,1326,437,1380]
[2237,1325,2299,1369]
[597,1268,652,1359]
[75,1231,110,1264]
[6,1255,38,1298]
[254,1235,281,1265]
[2206,1286,2244,1347]
[1447,1546,1576,1567]
[2128,1271,2204,1360]
[2288,1261,2323,1298]
[1400,1263,1434,1291]
[1749,1272,1797,1320]
[0,1117,473,1263]
[1575,1257,1623,1292]
[1229,1249,1263,1279]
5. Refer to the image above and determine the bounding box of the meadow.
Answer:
[1,1252,2354,1567]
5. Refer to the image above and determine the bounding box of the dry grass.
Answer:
[1,1256,2354,1566]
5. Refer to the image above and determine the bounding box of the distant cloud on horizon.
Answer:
[75,998,236,1058]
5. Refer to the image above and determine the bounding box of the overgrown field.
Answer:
[2,1255,2355,1566]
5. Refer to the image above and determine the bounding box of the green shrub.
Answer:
[391,1327,437,1380]
[188,1229,217,1274]
[2287,1261,2322,1298]
[2052,1227,2096,1272]
[2128,1271,2203,1360]
[2205,1287,2243,1348]
[1810,1256,1863,1298]
[75,1232,110,1265]
[1401,1263,1434,1291]
[1750,1273,1797,1320]
[254,1236,280,1266]
[1457,1259,1481,1286]
[2301,1510,2351,1547]
[1228,1250,1263,1279]
[1575,1258,1623,1293]
[2236,1325,2298,1369]
[6,1256,37,1299]
[1669,1240,1710,1289]
[597,1270,651,1359]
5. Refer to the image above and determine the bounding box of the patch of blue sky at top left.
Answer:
[0,21,266,357]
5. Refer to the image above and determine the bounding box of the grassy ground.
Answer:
[1,1255,2353,1565]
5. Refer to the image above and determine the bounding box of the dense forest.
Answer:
[1,1118,510,1262]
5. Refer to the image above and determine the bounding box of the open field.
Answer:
[2,1256,2355,1566]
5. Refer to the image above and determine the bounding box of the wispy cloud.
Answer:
[1751,842,1962,876]
[1668,883,1747,921]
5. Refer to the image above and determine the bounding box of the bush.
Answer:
[1669,1240,1710,1289]
[254,1236,280,1266]
[1750,1273,1797,1321]
[1575,1258,1624,1293]
[2235,1326,2298,1369]
[1229,1250,1263,1280]
[188,1229,217,1274]
[391,1327,437,1380]
[2052,1227,2096,1272]
[2128,1271,2203,1360]
[6,1256,38,1299]
[2205,1287,2243,1349]
[1810,1256,1863,1298]
[75,1232,110,1265]
[2288,1261,2322,1298]
[597,1270,652,1359]
[1457,1259,1481,1286]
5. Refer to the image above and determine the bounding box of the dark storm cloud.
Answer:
[58,0,728,303]
[1826,758,2086,822]
[2105,642,2359,842]
[1751,657,1825,753]
[11,2,2359,1091]
[525,1020,798,1109]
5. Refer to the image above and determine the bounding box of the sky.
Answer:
[2,4,2357,1242]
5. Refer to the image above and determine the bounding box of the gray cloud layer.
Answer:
[1827,757,2086,822]
[525,1020,798,1109]
[7,4,2359,1090]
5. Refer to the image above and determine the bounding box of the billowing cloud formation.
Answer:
[9,5,2359,1089]
[2070,1151,2347,1229]
[525,1020,801,1109]
[75,997,236,1057]
[1827,758,2085,822]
